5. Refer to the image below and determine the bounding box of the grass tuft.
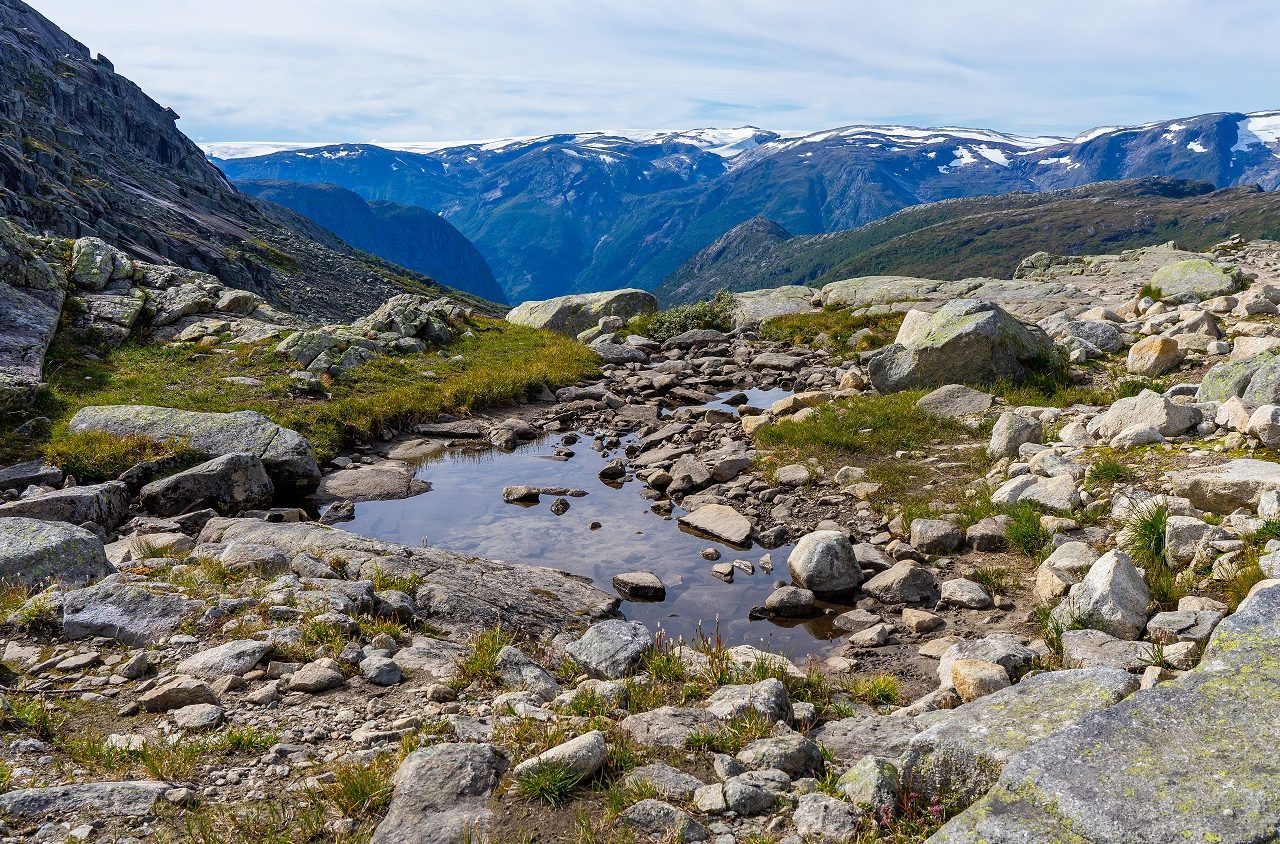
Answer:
[844,675,903,708]
[754,392,966,457]
[624,291,734,342]
[451,626,515,691]
[514,761,584,806]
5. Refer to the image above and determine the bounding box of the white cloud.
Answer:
[28,0,1280,142]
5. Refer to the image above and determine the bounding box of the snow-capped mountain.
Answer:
[211,110,1280,304]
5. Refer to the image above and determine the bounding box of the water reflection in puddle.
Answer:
[347,391,853,660]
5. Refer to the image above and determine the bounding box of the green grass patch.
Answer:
[514,761,584,806]
[753,392,966,457]
[844,674,902,708]
[624,291,734,342]
[1005,501,1050,557]
[759,308,903,351]
[451,626,515,692]
[1086,455,1136,487]
[42,431,204,484]
[6,318,597,466]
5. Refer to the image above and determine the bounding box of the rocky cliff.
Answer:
[0,0,493,321]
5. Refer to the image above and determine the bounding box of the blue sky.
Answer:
[32,0,1280,143]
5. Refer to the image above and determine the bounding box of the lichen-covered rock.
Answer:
[730,286,816,328]
[928,582,1280,844]
[866,300,1056,393]
[0,781,168,818]
[1150,258,1243,303]
[1196,351,1274,403]
[810,715,921,766]
[506,289,657,337]
[372,743,508,844]
[0,517,113,587]
[68,405,320,492]
[905,668,1138,812]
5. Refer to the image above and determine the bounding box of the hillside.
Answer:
[213,114,1280,304]
[0,0,494,320]
[658,178,1280,303]
[235,181,505,304]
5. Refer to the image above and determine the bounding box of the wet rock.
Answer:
[787,530,862,596]
[70,406,318,492]
[62,582,200,646]
[501,485,540,504]
[763,585,815,618]
[0,517,113,587]
[372,743,508,844]
[565,619,654,679]
[139,452,274,516]
[679,503,753,546]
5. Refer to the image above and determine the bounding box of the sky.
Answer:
[31,0,1280,144]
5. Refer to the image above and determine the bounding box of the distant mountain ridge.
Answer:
[211,112,1280,306]
[234,181,505,304]
[661,178,1280,303]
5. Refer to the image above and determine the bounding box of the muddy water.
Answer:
[348,392,856,660]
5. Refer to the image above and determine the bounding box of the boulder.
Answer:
[622,764,705,802]
[1127,335,1183,376]
[916,385,994,419]
[565,620,653,679]
[861,561,940,604]
[511,731,606,781]
[705,678,793,724]
[1169,458,1280,513]
[949,659,1009,702]
[1150,258,1242,303]
[176,640,272,680]
[904,668,1138,812]
[0,781,169,819]
[619,799,709,842]
[1243,354,1280,407]
[620,706,720,749]
[138,676,218,711]
[1092,389,1200,441]
[372,743,508,844]
[494,646,561,701]
[736,730,824,778]
[793,793,864,840]
[139,452,274,516]
[62,582,200,645]
[1196,351,1274,403]
[787,530,862,596]
[929,582,1280,844]
[0,518,113,587]
[506,289,657,337]
[810,715,921,766]
[0,481,129,530]
[937,634,1036,687]
[1050,550,1150,640]
[989,474,1079,514]
[730,286,816,328]
[1059,629,1156,671]
[611,571,666,601]
[68,406,320,492]
[314,464,428,504]
[987,411,1042,459]
[866,300,1056,393]
[911,519,962,555]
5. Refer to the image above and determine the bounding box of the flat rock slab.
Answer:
[198,518,618,635]
[810,715,921,766]
[0,780,169,817]
[906,668,1139,811]
[928,582,1280,843]
[1169,458,1280,513]
[0,482,130,530]
[678,504,753,547]
[62,581,200,645]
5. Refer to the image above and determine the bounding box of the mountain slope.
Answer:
[234,181,505,303]
[0,0,495,320]
[212,114,1280,305]
[659,178,1280,302]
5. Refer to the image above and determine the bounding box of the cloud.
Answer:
[29,0,1280,142]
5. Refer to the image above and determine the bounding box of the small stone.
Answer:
[950,659,1011,702]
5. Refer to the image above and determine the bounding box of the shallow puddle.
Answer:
[348,393,856,660]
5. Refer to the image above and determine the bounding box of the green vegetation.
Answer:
[4,317,597,465]
[1119,502,1168,569]
[451,626,516,691]
[624,291,734,341]
[44,431,203,484]
[514,761,584,806]
[845,674,903,708]
[1139,283,1165,302]
[971,565,1014,597]
[0,694,65,740]
[760,308,903,351]
[1004,501,1051,557]
[685,710,774,753]
[753,392,965,457]
[1087,455,1136,487]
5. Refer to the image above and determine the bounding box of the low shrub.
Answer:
[625,291,734,342]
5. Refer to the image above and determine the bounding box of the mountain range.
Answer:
[0,0,491,321]
[211,113,1280,304]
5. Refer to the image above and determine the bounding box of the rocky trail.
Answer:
[3,233,1280,842]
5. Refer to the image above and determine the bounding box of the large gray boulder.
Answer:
[372,743,508,844]
[67,406,320,492]
[0,781,169,818]
[176,640,273,679]
[0,220,66,409]
[866,300,1057,393]
[0,482,129,530]
[1196,351,1274,403]
[565,619,654,679]
[1149,258,1243,304]
[787,530,862,596]
[139,452,274,516]
[1169,458,1280,513]
[0,518,113,587]
[730,286,817,328]
[929,581,1280,844]
[904,668,1138,812]
[1091,389,1201,441]
[506,289,657,337]
[62,581,200,645]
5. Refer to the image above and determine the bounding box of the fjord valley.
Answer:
[2,0,1280,843]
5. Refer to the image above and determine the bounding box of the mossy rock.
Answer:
[1151,258,1243,303]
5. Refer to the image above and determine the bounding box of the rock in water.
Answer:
[506,289,657,337]
[0,518,112,587]
[787,530,862,596]
[866,299,1055,393]
[372,743,508,844]
[678,504,753,546]
[67,406,320,492]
